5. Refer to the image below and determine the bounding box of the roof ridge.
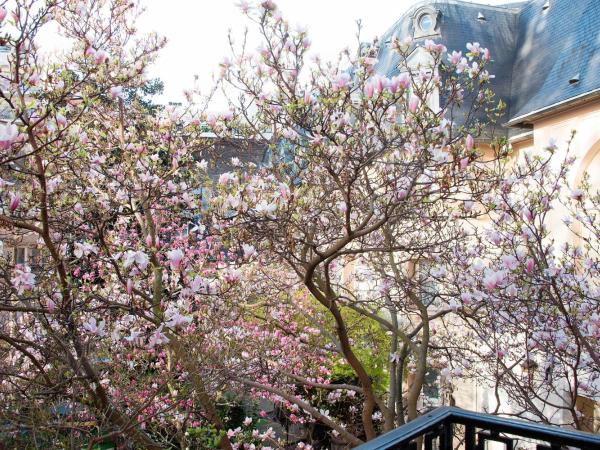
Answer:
[417,0,524,13]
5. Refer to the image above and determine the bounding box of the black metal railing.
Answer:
[355,406,600,450]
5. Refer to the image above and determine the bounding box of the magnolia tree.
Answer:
[0,1,258,448]
[436,137,600,430]
[1,0,595,449]
[211,1,508,445]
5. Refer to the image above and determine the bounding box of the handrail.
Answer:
[355,406,600,450]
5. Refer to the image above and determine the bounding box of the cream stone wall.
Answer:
[529,99,600,248]
[454,98,600,428]
[533,98,600,186]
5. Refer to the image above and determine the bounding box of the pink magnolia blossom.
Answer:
[261,1,277,11]
[12,265,35,294]
[109,86,123,99]
[148,325,169,348]
[303,90,314,104]
[223,268,241,283]
[448,50,462,65]
[483,269,504,291]
[388,76,400,93]
[525,258,535,274]
[242,244,257,259]
[56,114,67,128]
[166,249,184,270]
[236,1,251,13]
[9,192,20,212]
[522,207,534,222]
[501,255,519,271]
[456,57,469,74]
[448,298,460,311]
[333,73,351,91]
[254,200,277,217]
[28,73,40,86]
[409,96,420,113]
[83,317,106,336]
[218,172,234,185]
[466,42,481,55]
[165,310,192,329]
[570,189,584,201]
[465,134,474,151]
[373,75,385,93]
[85,46,97,58]
[94,49,109,65]
[123,250,150,270]
[0,123,19,150]
[46,298,56,314]
[74,242,98,258]
[389,73,411,94]
[0,7,7,22]
[424,39,446,54]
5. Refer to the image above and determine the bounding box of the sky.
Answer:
[136,0,524,105]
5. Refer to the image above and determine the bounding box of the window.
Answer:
[30,248,41,268]
[419,14,433,32]
[412,6,440,39]
[14,247,25,265]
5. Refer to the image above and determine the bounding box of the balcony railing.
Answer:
[355,406,600,450]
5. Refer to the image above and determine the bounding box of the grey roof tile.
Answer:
[375,0,600,128]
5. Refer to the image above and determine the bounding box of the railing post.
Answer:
[424,432,436,450]
[465,425,476,450]
[440,421,453,450]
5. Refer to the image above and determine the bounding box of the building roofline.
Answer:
[381,0,523,40]
[404,0,524,17]
[507,88,600,126]
[508,130,533,144]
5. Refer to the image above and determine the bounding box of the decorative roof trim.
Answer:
[508,130,533,144]
[412,6,441,39]
[507,88,600,126]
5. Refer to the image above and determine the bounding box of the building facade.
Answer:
[374,0,600,430]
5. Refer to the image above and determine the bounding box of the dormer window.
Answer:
[419,13,433,33]
[412,6,440,39]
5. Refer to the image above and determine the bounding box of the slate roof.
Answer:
[375,0,600,130]
[509,0,600,124]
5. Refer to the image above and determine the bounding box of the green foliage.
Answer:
[123,78,164,117]
[332,307,391,394]
[185,424,225,449]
